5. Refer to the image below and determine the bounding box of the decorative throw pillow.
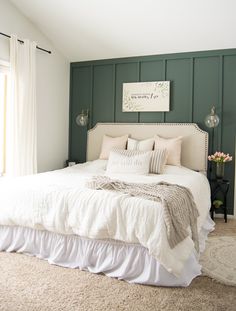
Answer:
[106,149,152,174]
[154,135,182,166]
[127,138,154,151]
[150,149,168,174]
[99,134,129,160]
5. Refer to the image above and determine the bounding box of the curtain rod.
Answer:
[0,32,51,54]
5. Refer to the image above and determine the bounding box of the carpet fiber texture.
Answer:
[0,251,236,311]
[200,236,236,286]
[1,219,236,311]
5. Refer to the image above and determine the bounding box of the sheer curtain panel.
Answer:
[6,35,37,176]
[0,61,9,176]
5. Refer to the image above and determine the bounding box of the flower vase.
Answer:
[216,162,224,179]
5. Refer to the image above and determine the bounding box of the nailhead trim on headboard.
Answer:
[87,123,208,172]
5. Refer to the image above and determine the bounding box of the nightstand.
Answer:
[209,179,230,223]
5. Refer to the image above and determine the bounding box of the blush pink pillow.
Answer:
[154,135,182,166]
[99,134,129,160]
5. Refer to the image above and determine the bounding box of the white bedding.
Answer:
[0,160,211,276]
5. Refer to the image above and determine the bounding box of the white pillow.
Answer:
[154,135,182,166]
[150,149,168,174]
[127,138,154,151]
[106,149,152,174]
[99,134,129,160]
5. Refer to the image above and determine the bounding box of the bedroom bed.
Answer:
[0,123,214,287]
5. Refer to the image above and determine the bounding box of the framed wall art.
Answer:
[122,81,170,112]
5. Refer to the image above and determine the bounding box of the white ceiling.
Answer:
[10,0,236,62]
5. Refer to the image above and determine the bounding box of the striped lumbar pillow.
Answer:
[149,149,168,174]
[106,149,167,175]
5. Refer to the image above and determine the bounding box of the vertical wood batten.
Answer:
[68,65,73,158]
[89,65,94,129]
[218,55,223,150]
[162,59,166,122]
[113,64,116,122]
[138,61,141,123]
[189,58,194,122]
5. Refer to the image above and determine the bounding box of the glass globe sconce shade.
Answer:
[76,110,89,127]
[204,106,219,128]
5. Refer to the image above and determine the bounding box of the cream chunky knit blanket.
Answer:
[86,176,200,252]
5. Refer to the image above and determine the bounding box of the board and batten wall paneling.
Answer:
[165,58,192,123]
[115,63,139,123]
[92,64,114,126]
[193,56,221,166]
[139,60,164,123]
[70,49,236,214]
[193,57,220,132]
[69,65,92,162]
[222,55,236,216]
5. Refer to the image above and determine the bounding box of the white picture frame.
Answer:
[122,81,170,112]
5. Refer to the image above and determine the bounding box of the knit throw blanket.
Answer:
[86,176,200,252]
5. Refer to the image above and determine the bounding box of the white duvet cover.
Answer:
[0,160,211,276]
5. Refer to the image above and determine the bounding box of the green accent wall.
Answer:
[70,49,236,215]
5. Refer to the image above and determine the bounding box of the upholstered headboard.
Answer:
[87,123,208,172]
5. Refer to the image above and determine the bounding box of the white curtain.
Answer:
[6,35,37,176]
[0,62,9,176]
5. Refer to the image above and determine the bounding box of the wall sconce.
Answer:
[76,109,89,127]
[204,105,220,154]
[205,106,220,178]
[205,106,219,129]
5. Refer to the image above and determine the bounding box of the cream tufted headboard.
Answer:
[87,123,208,172]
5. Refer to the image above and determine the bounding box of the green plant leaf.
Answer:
[213,200,223,208]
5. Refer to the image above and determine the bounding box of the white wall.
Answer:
[0,0,69,172]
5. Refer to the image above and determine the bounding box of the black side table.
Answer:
[209,179,230,223]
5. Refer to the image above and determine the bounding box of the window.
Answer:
[0,61,10,176]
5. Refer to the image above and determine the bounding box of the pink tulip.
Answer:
[208,151,232,163]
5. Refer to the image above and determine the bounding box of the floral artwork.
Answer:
[122,81,170,112]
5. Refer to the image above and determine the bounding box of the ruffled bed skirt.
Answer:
[0,217,214,287]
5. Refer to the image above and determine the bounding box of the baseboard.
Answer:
[214,213,236,220]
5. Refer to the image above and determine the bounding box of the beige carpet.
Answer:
[1,219,236,311]
[0,251,236,311]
